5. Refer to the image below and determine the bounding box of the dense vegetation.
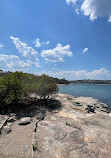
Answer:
[0,71,58,111]
[51,77,70,84]
[0,70,70,84]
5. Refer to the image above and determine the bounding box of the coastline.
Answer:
[58,84,111,111]
[57,93,109,114]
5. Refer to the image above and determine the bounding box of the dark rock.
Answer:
[85,105,95,113]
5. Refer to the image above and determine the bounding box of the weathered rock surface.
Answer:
[0,93,111,158]
[33,93,111,158]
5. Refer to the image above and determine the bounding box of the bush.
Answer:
[0,72,58,110]
[24,74,58,99]
[34,74,58,99]
[0,71,25,108]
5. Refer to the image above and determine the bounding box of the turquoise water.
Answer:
[59,84,111,110]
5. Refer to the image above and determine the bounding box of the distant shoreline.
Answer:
[58,83,111,85]
[69,80,111,85]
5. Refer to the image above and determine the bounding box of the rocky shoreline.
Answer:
[0,93,111,158]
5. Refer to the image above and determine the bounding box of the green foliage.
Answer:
[0,71,58,110]
[35,74,58,99]
[51,77,70,84]
[0,71,25,108]
[24,74,58,99]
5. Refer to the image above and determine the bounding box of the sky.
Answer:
[0,0,111,80]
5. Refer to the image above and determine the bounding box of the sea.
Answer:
[59,84,111,110]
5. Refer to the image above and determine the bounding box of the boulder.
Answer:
[19,117,31,125]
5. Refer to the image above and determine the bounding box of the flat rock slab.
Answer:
[0,121,33,158]
[74,97,98,105]
[33,115,97,158]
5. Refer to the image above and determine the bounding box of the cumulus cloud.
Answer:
[34,38,50,48]
[81,0,111,21]
[0,54,30,71]
[41,43,73,63]
[10,36,40,67]
[83,48,88,53]
[39,68,110,80]
[66,0,111,22]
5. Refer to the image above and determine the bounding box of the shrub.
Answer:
[0,71,25,108]
[36,74,58,99]
[0,72,58,110]
[25,74,58,99]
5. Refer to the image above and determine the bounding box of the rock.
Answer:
[95,103,109,113]
[36,113,44,120]
[100,103,108,108]
[7,117,16,123]
[50,117,56,121]
[19,117,31,125]
[85,104,95,113]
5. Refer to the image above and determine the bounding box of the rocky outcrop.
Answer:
[0,93,111,158]
[33,93,111,158]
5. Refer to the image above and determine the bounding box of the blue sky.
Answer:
[0,0,111,80]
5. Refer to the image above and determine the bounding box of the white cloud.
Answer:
[41,43,73,63]
[89,68,109,76]
[34,38,50,48]
[66,0,111,22]
[81,0,111,21]
[108,16,111,22]
[10,36,40,67]
[0,54,30,71]
[43,41,50,45]
[75,7,79,15]
[83,48,88,53]
[0,43,3,49]
[37,68,110,80]
[26,59,40,68]
[34,38,41,47]
[66,0,77,5]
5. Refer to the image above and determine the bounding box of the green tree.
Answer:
[36,74,58,99]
